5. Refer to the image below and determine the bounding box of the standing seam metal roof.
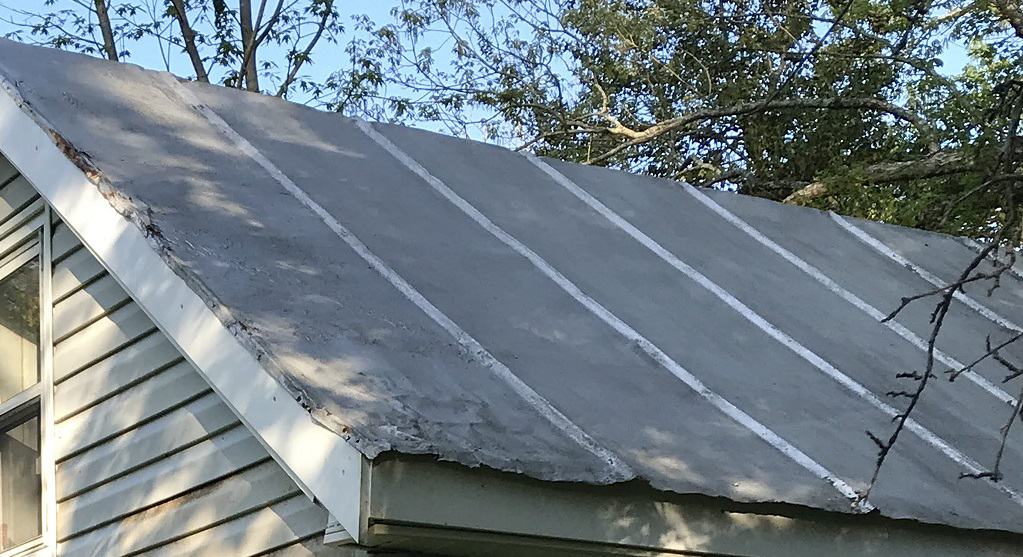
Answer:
[2,38,1023,533]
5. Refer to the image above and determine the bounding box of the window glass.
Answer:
[0,258,40,403]
[0,411,40,550]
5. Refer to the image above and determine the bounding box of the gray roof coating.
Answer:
[3,39,1023,533]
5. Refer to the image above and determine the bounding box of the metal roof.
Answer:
[3,38,1023,533]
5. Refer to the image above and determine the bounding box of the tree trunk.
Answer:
[993,0,1023,39]
[168,0,209,82]
[239,0,260,92]
[276,0,333,97]
[93,0,118,61]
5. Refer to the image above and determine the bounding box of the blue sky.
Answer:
[940,41,970,75]
[0,0,397,89]
[0,0,976,132]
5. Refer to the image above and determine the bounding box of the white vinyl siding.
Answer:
[50,225,337,557]
[2,163,339,557]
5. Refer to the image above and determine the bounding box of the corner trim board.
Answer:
[0,79,364,542]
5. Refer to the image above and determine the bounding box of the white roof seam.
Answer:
[162,75,635,484]
[528,157,1023,509]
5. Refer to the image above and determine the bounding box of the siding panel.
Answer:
[0,176,39,223]
[52,245,106,301]
[58,462,302,557]
[138,495,329,557]
[51,222,81,262]
[53,273,132,341]
[0,200,43,255]
[0,155,19,185]
[56,361,211,459]
[54,302,157,381]
[57,393,240,499]
[45,212,334,555]
[58,425,267,536]
[54,331,182,421]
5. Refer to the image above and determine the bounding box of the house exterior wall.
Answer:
[1,160,341,557]
[365,457,1023,557]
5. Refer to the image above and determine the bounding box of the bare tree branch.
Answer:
[860,237,1004,502]
[962,348,1023,482]
[277,0,333,97]
[949,332,1023,381]
[587,97,936,165]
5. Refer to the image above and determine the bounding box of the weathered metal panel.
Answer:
[703,189,1023,396]
[845,216,1023,368]
[372,126,1023,519]
[7,36,1023,539]
[527,158,1023,512]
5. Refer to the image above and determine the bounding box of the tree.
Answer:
[337,0,1020,235]
[1,0,341,98]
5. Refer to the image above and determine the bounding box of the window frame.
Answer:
[0,203,53,557]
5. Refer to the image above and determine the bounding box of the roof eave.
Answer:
[366,455,1023,557]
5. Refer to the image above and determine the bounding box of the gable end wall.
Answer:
[1,158,341,557]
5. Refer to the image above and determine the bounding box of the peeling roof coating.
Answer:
[4,39,1023,533]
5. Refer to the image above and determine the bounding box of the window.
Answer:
[0,407,39,551]
[0,256,39,403]
[0,220,47,555]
